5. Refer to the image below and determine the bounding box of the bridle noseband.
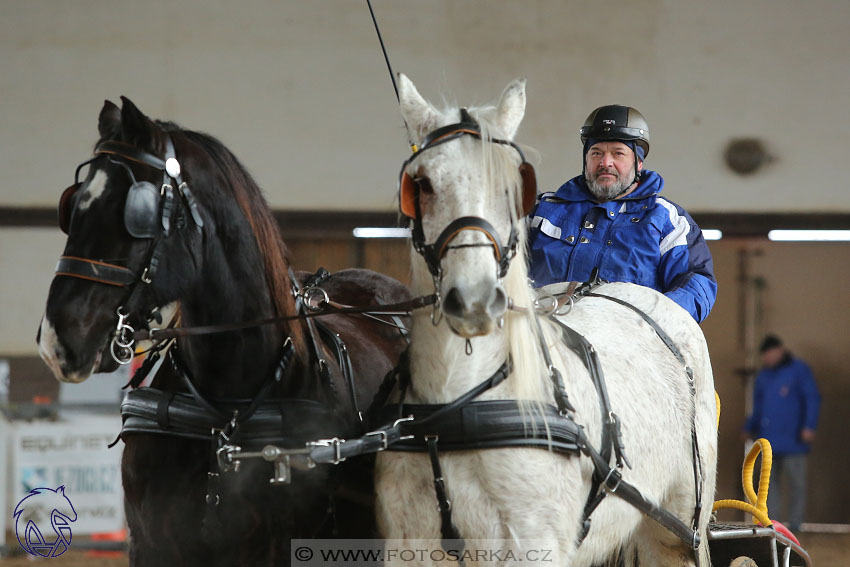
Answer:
[398,109,537,283]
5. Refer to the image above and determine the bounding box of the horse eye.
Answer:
[415,176,433,194]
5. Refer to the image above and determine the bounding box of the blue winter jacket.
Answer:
[743,356,821,454]
[527,170,717,322]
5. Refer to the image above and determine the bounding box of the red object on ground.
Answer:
[86,528,127,558]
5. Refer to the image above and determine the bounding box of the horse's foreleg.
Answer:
[633,519,701,567]
[376,453,443,566]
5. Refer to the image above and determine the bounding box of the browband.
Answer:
[95,141,167,171]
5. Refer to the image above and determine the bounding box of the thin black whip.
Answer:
[367,0,399,103]
[366,0,418,152]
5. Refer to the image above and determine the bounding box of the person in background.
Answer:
[527,104,717,322]
[743,334,821,533]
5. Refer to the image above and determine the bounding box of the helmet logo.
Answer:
[602,119,616,125]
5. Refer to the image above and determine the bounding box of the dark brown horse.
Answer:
[37,98,410,566]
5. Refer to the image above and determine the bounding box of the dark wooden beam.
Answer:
[2,206,848,238]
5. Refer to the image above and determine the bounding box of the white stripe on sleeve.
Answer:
[657,198,691,255]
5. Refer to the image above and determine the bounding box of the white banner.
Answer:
[10,414,124,536]
[1,415,8,548]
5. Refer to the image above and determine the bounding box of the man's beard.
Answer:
[586,167,635,201]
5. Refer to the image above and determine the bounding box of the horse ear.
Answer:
[119,96,156,149]
[494,78,527,140]
[98,100,122,140]
[397,73,440,140]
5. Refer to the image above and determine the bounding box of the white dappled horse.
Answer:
[374,74,717,566]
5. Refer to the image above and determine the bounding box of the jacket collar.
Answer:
[554,170,664,204]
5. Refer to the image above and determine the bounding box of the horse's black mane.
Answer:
[152,119,300,347]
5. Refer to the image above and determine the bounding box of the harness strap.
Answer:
[364,350,408,428]
[573,426,701,550]
[426,436,466,562]
[123,336,175,389]
[55,256,137,287]
[530,311,575,414]
[202,438,224,544]
[373,294,411,345]
[552,319,632,545]
[293,360,512,466]
[291,268,341,412]
[585,293,691,375]
[120,386,346,445]
[155,391,175,428]
[561,290,703,555]
[135,341,297,435]
[316,322,361,425]
[584,291,704,535]
[555,320,629,469]
[377,400,580,453]
[95,140,167,170]
[126,350,161,389]
[410,359,512,430]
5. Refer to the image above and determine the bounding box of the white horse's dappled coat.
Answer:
[374,75,717,567]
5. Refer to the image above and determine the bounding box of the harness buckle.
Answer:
[365,429,389,451]
[216,444,241,473]
[602,468,622,494]
[392,415,415,441]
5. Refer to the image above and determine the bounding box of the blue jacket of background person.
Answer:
[527,169,717,322]
[743,356,821,454]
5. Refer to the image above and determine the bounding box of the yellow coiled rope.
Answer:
[712,437,773,526]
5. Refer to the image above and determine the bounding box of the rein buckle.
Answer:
[309,437,346,464]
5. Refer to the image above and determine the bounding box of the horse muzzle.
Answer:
[441,282,507,338]
[37,316,115,383]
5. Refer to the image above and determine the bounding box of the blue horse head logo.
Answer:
[13,486,78,557]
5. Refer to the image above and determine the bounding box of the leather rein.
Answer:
[132,292,436,343]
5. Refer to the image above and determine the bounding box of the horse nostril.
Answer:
[442,287,466,318]
[488,286,507,317]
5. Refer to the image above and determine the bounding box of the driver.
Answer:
[527,105,717,322]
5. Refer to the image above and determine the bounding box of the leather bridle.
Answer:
[54,135,203,363]
[398,109,537,284]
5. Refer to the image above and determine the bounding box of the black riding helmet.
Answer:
[580,105,650,157]
[580,105,650,191]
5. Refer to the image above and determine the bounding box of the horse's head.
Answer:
[14,485,78,531]
[397,74,537,338]
[38,98,204,382]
